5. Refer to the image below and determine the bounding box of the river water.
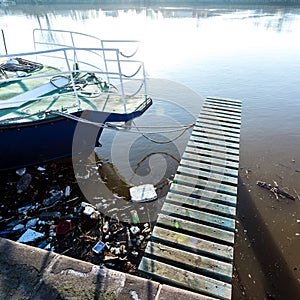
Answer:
[1,3,300,299]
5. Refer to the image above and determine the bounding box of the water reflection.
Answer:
[1,4,300,33]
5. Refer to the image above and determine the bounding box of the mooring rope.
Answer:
[0,109,194,143]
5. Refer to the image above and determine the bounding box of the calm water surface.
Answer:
[1,3,300,298]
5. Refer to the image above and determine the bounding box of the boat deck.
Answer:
[138,96,242,300]
[0,67,148,124]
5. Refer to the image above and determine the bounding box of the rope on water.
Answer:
[0,109,194,143]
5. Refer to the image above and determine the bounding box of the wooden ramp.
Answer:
[138,97,242,300]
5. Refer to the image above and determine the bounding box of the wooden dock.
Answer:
[138,97,242,300]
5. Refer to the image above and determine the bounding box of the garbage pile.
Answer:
[0,160,154,273]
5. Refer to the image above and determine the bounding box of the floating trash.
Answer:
[43,190,63,207]
[37,240,48,249]
[17,229,45,243]
[37,166,46,172]
[26,218,39,229]
[55,220,72,235]
[18,204,32,214]
[16,167,26,176]
[12,224,25,231]
[130,210,140,225]
[103,221,109,233]
[130,226,140,235]
[129,184,157,202]
[0,160,155,275]
[92,241,105,254]
[83,206,95,216]
[17,173,32,193]
[65,185,71,197]
[39,211,61,220]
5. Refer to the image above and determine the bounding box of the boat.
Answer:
[0,29,152,171]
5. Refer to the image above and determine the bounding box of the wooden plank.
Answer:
[151,226,234,261]
[187,140,240,156]
[144,241,233,280]
[198,114,241,125]
[185,145,240,162]
[178,165,238,185]
[166,192,236,218]
[180,158,238,179]
[194,122,241,136]
[194,124,240,138]
[207,96,242,102]
[183,152,239,170]
[201,109,241,120]
[203,101,242,111]
[189,135,240,150]
[206,96,242,106]
[170,183,237,206]
[192,130,240,144]
[157,213,234,244]
[205,102,241,110]
[139,257,231,300]
[161,202,235,232]
[202,108,241,120]
[174,173,237,196]
[196,117,241,130]
[203,103,241,114]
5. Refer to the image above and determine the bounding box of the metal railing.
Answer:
[1,30,148,113]
[32,28,146,97]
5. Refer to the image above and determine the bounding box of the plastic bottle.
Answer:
[130,210,140,225]
[103,221,109,233]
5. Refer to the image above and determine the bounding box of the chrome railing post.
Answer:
[116,49,126,113]
[63,48,80,110]
[101,40,110,84]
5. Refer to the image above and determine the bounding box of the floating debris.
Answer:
[17,173,32,193]
[130,226,140,235]
[17,229,45,243]
[26,218,39,229]
[55,220,72,235]
[65,185,71,197]
[92,241,105,254]
[256,181,295,201]
[103,221,109,233]
[129,184,157,202]
[83,206,95,216]
[39,211,61,220]
[0,159,154,274]
[18,204,32,214]
[130,210,140,224]
[16,167,26,176]
[43,190,63,207]
[12,224,25,231]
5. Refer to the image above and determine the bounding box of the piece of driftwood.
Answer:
[256,181,295,201]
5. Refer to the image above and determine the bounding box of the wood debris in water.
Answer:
[256,181,296,201]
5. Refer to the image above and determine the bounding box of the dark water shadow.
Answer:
[235,177,300,299]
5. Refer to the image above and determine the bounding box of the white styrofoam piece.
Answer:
[130,184,157,202]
